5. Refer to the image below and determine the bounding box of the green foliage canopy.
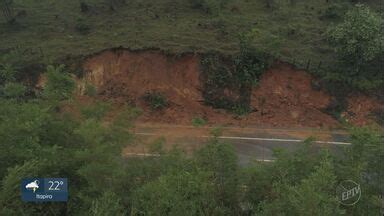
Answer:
[328,4,383,74]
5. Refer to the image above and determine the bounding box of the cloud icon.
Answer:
[25,180,39,193]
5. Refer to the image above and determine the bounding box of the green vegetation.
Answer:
[0,63,17,84]
[191,116,207,127]
[189,0,231,15]
[326,4,384,90]
[43,65,75,101]
[142,91,168,110]
[328,5,382,67]
[0,0,14,23]
[0,0,360,67]
[231,103,251,116]
[234,30,267,87]
[80,101,110,120]
[200,34,268,113]
[1,82,26,98]
[0,94,382,215]
[84,83,97,97]
[0,57,382,214]
[1,0,381,91]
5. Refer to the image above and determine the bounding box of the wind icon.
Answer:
[25,180,39,193]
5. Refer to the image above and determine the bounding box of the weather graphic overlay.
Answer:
[21,178,68,202]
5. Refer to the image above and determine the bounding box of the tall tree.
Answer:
[258,156,344,215]
[0,0,14,23]
[327,4,383,75]
[131,171,219,215]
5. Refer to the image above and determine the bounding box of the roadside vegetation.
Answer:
[142,91,168,110]
[2,0,382,117]
[191,116,207,127]
[0,84,382,215]
[0,56,382,215]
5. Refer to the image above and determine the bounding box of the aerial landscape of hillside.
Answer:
[0,0,383,215]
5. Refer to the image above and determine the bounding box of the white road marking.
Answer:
[135,124,349,135]
[124,153,160,157]
[135,132,351,146]
[124,153,275,162]
[255,159,275,162]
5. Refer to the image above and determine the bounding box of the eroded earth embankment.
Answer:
[79,49,383,128]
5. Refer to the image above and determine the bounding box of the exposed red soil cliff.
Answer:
[80,50,381,128]
[249,64,337,127]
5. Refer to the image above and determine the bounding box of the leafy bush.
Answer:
[142,91,168,110]
[90,191,126,216]
[43,65,75,101]
[1,82,26,99]
[320,3,346,20]
[201,54,232,88]
[75,18,91,35]
[0,0,15,23]
[235,32,268,87]
[0,63,17,84]
[80,102,110,121]
[327,4,383,73]
[149,137,165,154]
[105,0,125,11]
[189,0,231,15]
[326,4,383,90]
[200,32,268,112]
[191,117,207,127]
[84,83,97,97]
[231,103,250,116]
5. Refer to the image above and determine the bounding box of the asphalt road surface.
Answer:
[127,124,351,166]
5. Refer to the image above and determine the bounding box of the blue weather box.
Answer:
[21,178,68,202]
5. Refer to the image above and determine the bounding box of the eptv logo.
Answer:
[336,180,361,206]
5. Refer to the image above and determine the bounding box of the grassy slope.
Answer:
[0,0,356,68]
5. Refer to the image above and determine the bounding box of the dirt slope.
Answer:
[80,50,381,128]
[342,94,383,126]
[249,64,337,127]
[83,50,202,104]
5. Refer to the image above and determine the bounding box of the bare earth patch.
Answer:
[80,49,382,129]
[342,94,384,126]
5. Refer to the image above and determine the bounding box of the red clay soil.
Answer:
[80,50,379,128]
[342,94,384,126]
[248,64,337,127]
[82,50,210,123]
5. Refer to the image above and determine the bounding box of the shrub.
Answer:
[235,30,268,87]
[191,117,207,127]
[326,4,383,90]
[142,91,168,110]
[327,4,383,72]
[80,102,110,121]
[43,65,75,101]
[84,83,97,97]
[320,4,345,20]
[189,0,231,15]
[149,137,165,154]
[231,103,250,116]
[75,18,91,35]
[0,63,17,84]
[105,0,126,11]
[201,34,268,112]
[2,82,26,98]
[0,0,15,23]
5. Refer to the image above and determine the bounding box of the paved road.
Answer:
[127,124,351,165]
